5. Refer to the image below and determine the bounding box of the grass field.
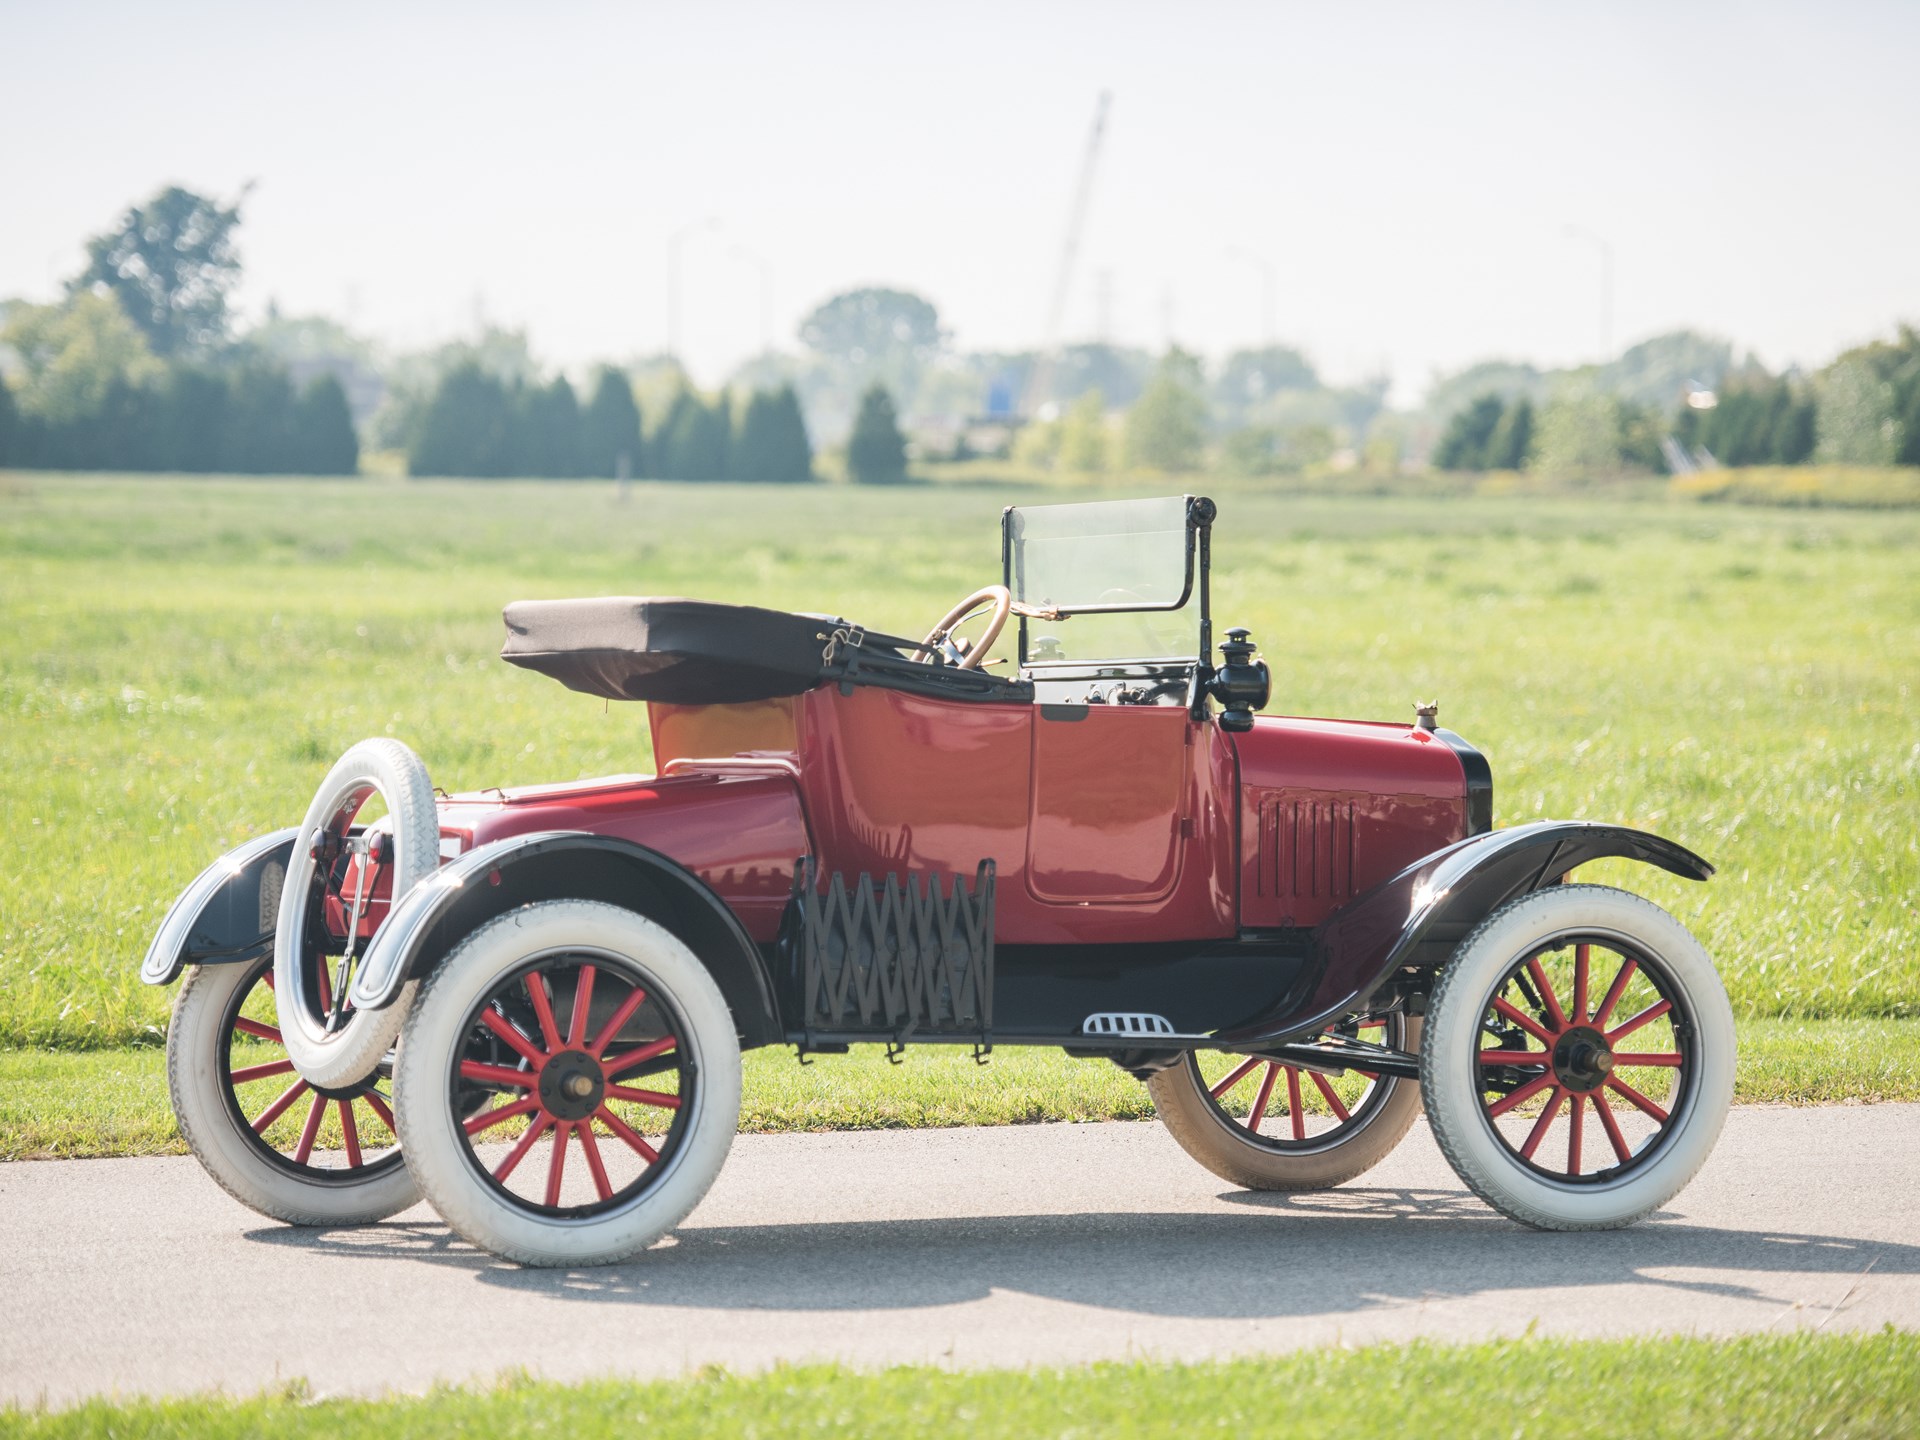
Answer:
[6,1332,1916,1436]
[1,463,1915,1163]
[4,473,1915,1045]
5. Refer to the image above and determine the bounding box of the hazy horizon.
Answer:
[4,0,1916,403]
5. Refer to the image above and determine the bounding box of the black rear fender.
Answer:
[139,829,300,987]
[348,831,782,1048]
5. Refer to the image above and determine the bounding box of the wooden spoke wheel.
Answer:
[1148,1015,1423,1191]
[1422,885,1734,1230]
[395,901,741,1267]
[167,953,418,1225]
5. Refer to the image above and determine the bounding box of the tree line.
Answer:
[407,364,818,481]
[1434,326,1920,476]
[0,357,356,475]
[0,187,359,475]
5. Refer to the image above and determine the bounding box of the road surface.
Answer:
[2,1105,1915,1405]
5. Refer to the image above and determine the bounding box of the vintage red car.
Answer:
[144,495,1733,1265]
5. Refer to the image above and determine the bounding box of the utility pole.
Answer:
[1564,225,1614,361]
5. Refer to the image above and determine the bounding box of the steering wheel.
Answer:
[915,585,1013,670]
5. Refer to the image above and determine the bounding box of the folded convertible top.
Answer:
[501,597,842,704]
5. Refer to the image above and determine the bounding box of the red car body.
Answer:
[433,686,1474,948]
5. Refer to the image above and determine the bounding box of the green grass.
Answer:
[6,1333,1916,1437]
[1672,464,1920,509]
[5,1017,1916,1160]
[2,475,1917,1053]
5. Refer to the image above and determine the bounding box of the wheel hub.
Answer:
[537,1049,605,1121]
[1551,1024,1616,1093]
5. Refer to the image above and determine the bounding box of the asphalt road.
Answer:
[3,1105,1915,1405]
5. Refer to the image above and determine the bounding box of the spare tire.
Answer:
[274,738,439,1089]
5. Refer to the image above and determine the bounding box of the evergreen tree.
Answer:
[769,386,814,482]
[655,389,729,480]
[94,376,157,471]
[293,374,359,475]
[731,388,779,481]
[0,380,16,468]
[153,367,228,472]
[1432,394,1505,470]
[711,392,732,481]
[1484,397,1533,470]
[512,376,583,477]
[581,366,642,478]
[730,385,815,482]
[1771,388,1817,464]
[220,366,302,474]
[846,384,909,485]
[410,363,512,477]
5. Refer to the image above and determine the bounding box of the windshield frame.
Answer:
[1001,494,1215,674]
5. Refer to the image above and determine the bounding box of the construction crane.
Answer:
[1023,91,1111,419]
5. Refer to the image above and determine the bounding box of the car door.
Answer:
[1026,704,1192,904]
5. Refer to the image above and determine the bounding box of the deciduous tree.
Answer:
[1057,389,1109,474]
[1123,351,1207,472]
[1,291,161,422]
[72,185,244,357]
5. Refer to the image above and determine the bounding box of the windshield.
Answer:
[1004,496,1197,665]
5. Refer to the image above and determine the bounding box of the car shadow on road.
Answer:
[244,1185,1918,1323]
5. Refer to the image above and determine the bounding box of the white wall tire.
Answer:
[168,955,419,1226]
[275,738,438,1090]
[1421,884,1735,1231]
[1149,1017,1422,1191]
[394,900,742,1267]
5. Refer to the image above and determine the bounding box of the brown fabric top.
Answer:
[501,597,842,704]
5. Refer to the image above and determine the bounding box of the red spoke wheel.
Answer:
[1148,1015,1423,1191]
[395,900,741,1267]
[167,954,419,1225]
[1421,884,1734,1231]
[448,952,692,1218]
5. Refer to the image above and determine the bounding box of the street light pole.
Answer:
[1227,247,1277,348]
[1563,225,1614,361]
[667,217,719,366]
[729,245,774,357]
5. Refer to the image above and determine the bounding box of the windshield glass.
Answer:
[1004,496,1197,664]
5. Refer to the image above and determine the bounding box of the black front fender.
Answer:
[1214,820,1712,1048]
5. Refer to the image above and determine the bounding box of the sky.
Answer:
[3,0,1916,403]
